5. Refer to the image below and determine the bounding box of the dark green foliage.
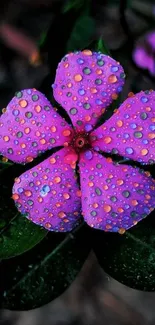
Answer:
[0,163,47,259]
[93,212,155,291]
[1,224,90,310]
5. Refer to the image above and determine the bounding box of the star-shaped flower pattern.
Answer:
[0,50,154,233]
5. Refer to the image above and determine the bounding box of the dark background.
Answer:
[0,0,155,324]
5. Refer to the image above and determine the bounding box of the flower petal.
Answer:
[79,150,155,233]
[12,147,81,232]
[53,50,125,132]
[0,89,73,163]
[147,31,155,50]
[91,91,155,164]
[132,47,155,76]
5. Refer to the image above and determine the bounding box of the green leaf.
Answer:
[1,223,90,310]
[38,31,48,48]
[0,214,48,259]
[0,161,13,167]
[0,164,47,259]
[95,38,110,55]
[66,14,95,52]
[63,0,84,13]
[93,212,155,291]
[86,38,110,55]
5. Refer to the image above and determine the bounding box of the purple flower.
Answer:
[0,50,154,233]
[133,31,155,76]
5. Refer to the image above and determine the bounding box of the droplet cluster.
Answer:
[12,148,81,232]
[0,51,154,234]
[0,89,73,163]
[91,90,155,164]
[79,150,155,233]
[53,50,125,132]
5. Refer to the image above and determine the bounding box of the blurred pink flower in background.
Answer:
[133,30,155,76]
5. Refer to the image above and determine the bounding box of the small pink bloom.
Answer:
[133,31,155,76]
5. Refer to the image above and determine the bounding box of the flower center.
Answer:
[71,132,91,152]
[75,137,85,148]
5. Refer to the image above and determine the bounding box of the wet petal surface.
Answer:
[53,50,125,132]
[0,89,73,163]
[12,148,81,232]
[91,91,155,164]
[79,150,155,232]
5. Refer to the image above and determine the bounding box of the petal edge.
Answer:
[12,147,81,232]
[53,50,125,131]
[0,89,73,163]
[79,150,155,232]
